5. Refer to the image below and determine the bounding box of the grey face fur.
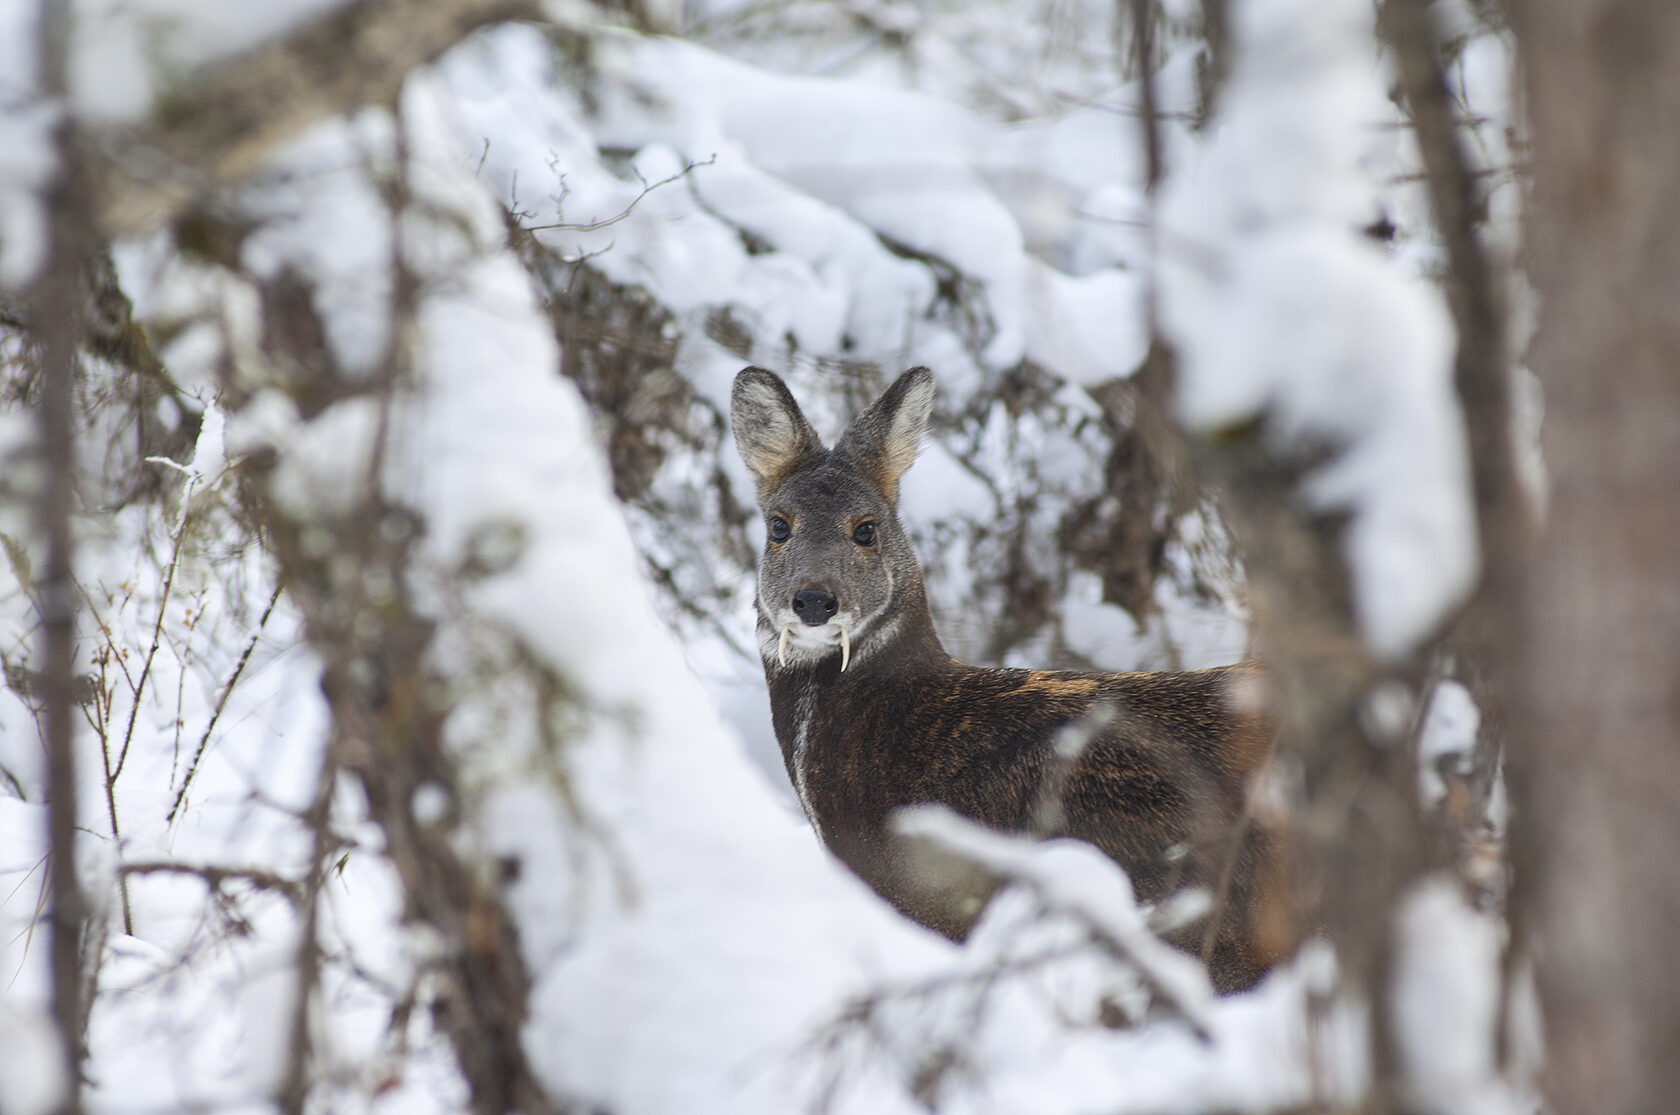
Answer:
[731,367,935,671]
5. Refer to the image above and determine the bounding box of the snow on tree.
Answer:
[3,0,1660,1113]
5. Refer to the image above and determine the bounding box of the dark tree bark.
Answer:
[1507,3,1680,1113]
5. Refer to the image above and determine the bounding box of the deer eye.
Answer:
[852,521,876,547]
[767,516,791,543]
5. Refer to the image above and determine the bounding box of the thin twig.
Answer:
[168,582,283,826]
[1033,702,1117,834]
[95,671,134,935]
[278,752,337,1115]
[1198,722,1286,970]
[3,852,52,995]
[167,601,195,782]
[113,474,197,783]
[801,931,1094,1115]
[899,808,1213,1038]
[119,859,306,903]
[1378,0,1517,560]
[1129,0,1164,194]
[519,155,718,233]
[99,472,201,935]
[79,583,139,696]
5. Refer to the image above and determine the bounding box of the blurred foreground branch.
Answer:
[32,2,93,1110]
[92,0,543,232]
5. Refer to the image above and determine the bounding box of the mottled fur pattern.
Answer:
[732,366,1292,992]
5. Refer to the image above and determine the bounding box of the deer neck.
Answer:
[759,576,951,826]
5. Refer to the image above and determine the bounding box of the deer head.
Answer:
[731,367,937,673]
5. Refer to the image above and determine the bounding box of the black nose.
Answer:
[792,588,838,626]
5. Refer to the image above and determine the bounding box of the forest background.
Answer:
[1,1,1676,1113]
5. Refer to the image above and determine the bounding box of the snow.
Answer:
[256,394,384,520]
[1392,877,1532,1115]
[240,109,398,376]
[188,51,1377,1112]
[441,24,1157,386]
[0,0,51,288]
[0,0,1522,1108]
[0,997,66,1115]
[192,75,943,1113]
[1417,679,1480,809]
[2,0,364,284]
[897,805,1215,1028]
[69,0,356,122]
[1159,0,1478,659]
[0,103,53,288]
[1061,563,1250,673]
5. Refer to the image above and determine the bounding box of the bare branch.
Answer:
[897,806,1214,1038]
[518,154,718,233]
[26,0,96,1107]
[279,754,337,1115]
[1196,0,1232,124]
[118,860,306,903]
[1128,0,1164,193]
[91,0,545,233]
[168,582,284,826]
[1379,0,1526,595]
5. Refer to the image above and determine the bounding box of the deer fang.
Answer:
[778,625,791,668]
[839,626,851,672]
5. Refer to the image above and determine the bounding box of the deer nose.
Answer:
[792,588,838,626]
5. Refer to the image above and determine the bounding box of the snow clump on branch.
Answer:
[1159,0,1479,659]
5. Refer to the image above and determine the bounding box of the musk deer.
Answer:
[731,365,1293,992]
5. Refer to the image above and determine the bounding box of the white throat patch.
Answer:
[790,677,822,835]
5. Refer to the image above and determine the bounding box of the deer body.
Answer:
[732,367,1289,992]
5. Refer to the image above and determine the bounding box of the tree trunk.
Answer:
[32,1,91,1109]
[1508,3,1680,1112]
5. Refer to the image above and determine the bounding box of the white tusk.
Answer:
[778,625,790,669]
[839,626,851,673]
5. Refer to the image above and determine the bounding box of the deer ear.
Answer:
[732,367,824,497]
[837,367,935,503]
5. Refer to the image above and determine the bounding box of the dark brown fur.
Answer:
[733,367,1292,992]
